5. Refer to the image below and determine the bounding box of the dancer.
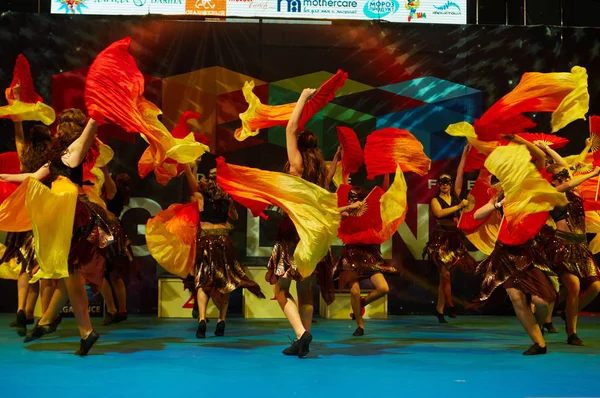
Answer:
[0,108,107,355]
[425,144,476,323]
[100,167,133,325]
[472,140,563,355]
[535,141,600,345]
[3,86,55,335]
[267,88,333,358]
[335,181,400,336]
[183,153,265,338]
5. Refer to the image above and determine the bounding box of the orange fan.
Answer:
[517,133,569,149]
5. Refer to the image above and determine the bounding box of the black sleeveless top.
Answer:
[434,195,460,220]
[200,192,229,224]
[49,159,84,186]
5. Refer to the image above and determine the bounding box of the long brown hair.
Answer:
[20,124,52,172]
[284,131,327,188]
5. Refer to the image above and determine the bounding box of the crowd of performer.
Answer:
[1,39,599,358]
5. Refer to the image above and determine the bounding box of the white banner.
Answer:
[50,0,466,24]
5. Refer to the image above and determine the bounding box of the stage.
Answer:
[0,314,599,397]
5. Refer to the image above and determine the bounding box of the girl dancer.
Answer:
[100,168,133,325]
[536,141,600,345]
[472,139,561,355]
[335,182,399,336]
[1,108,107,355]
[3,86,55,335]
[183,153,265,338]
[267,88,332,358]
[425,144,476,323]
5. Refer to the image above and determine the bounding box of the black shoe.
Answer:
[196,320,206,339]
[75,330,100,356]
[23,322,53,343]
[297,331,312,358]
[353,327,364,336]
[214,321,225,337]
[282,338,300,356]
[447,307,457,319]
[567,333,584,346]
[435,311,447,324]
[112,312,128,324]
[102,312,115,326]
[15,310,27,337]
[542,322,558,334]
[48,315,62,333]
[523,343,547,355]
[9,318,34,327]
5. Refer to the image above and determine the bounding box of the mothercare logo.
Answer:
[433,1,461,15]
[363,0,399,19]
[278,0,358,16]
[186,0,226,15]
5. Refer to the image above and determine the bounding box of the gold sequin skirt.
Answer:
[195,231,265,306]
[476,241,558,302]
[545,230,600,285]
[1,231,36,275]
[424,225,477,273]
[334,244,399,290]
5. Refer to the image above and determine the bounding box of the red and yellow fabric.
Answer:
[0,177,78,281]
[0,243,20,280]
[336,126,363,181]
[458,176,494,232]
[0,152,21,204]
[216,158,340,277]
[446,66,589,141]
[85,37,208,185]
[171,111,210,145]
[0,54,55,125]
[146,201,200,278]
[364,128,431,179]
[326,161,345,188]
[234,70,348,141]
[484,144,567,232]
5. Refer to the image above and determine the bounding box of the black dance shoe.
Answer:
[76,330,100,356]
[112,312,128,324]
[15,310,27,337]
[214,321,225,337]
[435,311,448,324]
[9,318,33,327]
[282,338,300,356]
[353,327,364,336]
[542,322,558,334]
[567,333,584,346]
[523,343,547,355]
[447,307,457,318]
[102,312,115,326]
[297,331,312,358]
[196,320,207,339]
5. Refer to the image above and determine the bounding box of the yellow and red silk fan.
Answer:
[336,126,363,183]
[337,184,386,245]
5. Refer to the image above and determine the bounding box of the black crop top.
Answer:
[550,190,585,233]
[200,193,230,224]
[49,159,84,186]
[434,195,461,220]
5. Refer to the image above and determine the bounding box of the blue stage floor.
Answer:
[0,314,599,397]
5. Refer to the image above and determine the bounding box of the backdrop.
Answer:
[1,13,599,315]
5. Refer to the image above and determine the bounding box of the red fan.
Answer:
[517,132,569,149]
[299,70,348,128]
[458,178,495,232]
[498,212,549,246]
[336,126,363,178]
[337,184,387,245]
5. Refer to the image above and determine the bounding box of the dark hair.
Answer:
[284,131,327,188]
[20,124,53,172]
[349,186,369,201]
[115,173,131,206]
[49,117,98,166]
[58,108,87,128]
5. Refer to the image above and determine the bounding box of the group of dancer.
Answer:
[1,39,599,358]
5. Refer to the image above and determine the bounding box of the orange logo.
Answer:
[186,0,227,15]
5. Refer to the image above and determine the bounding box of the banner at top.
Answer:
[50,0,466,24]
